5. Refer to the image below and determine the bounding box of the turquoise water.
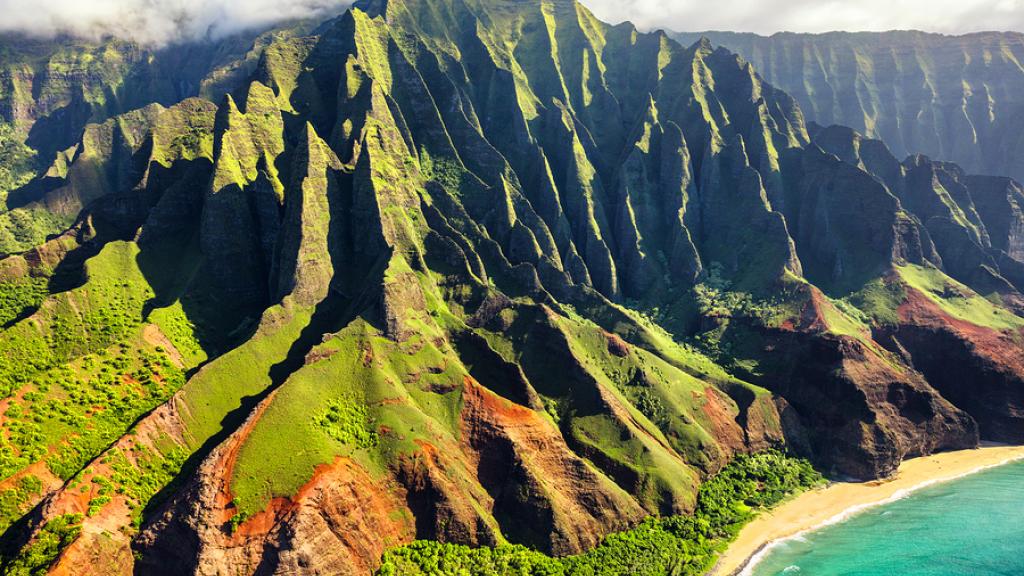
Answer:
[749,458,1024,576]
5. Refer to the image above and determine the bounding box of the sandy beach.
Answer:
[713,444,1024,576]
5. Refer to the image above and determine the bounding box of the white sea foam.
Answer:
[735,454,1024,576]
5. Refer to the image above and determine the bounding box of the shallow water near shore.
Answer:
[748,458,1024,575]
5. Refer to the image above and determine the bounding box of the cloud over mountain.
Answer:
[0,0,1022,48]
[0,0,347,45]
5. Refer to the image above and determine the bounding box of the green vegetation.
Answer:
[897,264,1024,331]
[0,123,36,205]
[818,295,871,338]
[316,398,379,448]
[26,299,317,530]
[0,276,47,326]
[149,302,208,367]
[0,343,187,482]
[693,264,790,325]
[554,312,713,495]
[844,277,905,327]
[0,241,204,394]
[102,445,188,527]
[3,513,83,575]
[0,475,43,533]
[175,303,312,450]
[0,238,204,528]
[376,451,823,576]
[1,0,1023,571]
[0,242,157,394]
[227,310,465,520]
[687,266,809,367]
[0,208,69,257]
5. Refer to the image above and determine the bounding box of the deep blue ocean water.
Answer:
[749,458,1024,576]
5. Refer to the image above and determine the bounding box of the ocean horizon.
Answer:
[748,458,1024,575]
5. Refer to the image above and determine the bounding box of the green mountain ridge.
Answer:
[670,30,1024,183]
[0,21,323,254]
[0,1,1020,574]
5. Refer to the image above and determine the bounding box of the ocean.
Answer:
[748,458,1024,576]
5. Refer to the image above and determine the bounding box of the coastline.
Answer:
[712,444,1024,576]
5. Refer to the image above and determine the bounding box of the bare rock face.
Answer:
[967,176,1024,264]
[718,288,978,479]
[135,396,414,576]
[133,372,651,574]
[394,441,501,550]
[878,284,1024,443]
[458,376,646,555]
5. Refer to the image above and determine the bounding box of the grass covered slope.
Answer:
[0,238,206,533]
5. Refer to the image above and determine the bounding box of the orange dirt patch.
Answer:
[224,454,413,576]
[800,288,830,333]
[216,392,412,566]
[461,375,535,424]
[898,286,1024,372]
[0,387,32,430]
[141,324,184,368]
[0,459,63,499]
[697,387,745,454]
[604,331,630,357]
[304,347,337,365]
[215,393,277,518]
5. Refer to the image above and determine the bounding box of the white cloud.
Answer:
[0,0,1021,46]
[580,0,1024,34]
[0,0,348,45]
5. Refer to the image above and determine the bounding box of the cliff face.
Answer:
[0,27,319,150]
[802,124,1024,303]
[0,24,317,253]
[795,124,1024,449]
[0,1,1021,575]
[672,31,1024,183]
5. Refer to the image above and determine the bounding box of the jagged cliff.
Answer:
[0,1,1021,574]
[0,22,319,253]
[671,30,1024,183]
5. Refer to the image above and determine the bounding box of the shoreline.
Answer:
[712,444,1024,576]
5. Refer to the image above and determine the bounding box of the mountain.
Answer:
[0,0,1020,574]
[0,22,319,254]
[670,30,1024,183]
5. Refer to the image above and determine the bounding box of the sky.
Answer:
[0,0,1021,45]
[583,0,1024,35]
